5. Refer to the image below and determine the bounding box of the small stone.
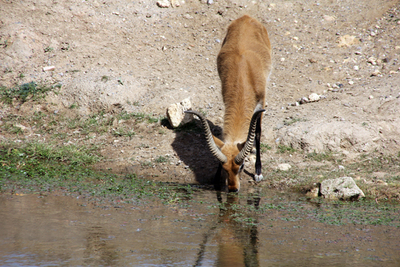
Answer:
[308,93,320,102]
[353,65,359,71]
[43,66,55,72]
[367,57,377,65]
[323,15,335,22]
[277,163,291,171]
[371,69,381,76]
[337,35,359,47]
[157,0,170,8]
[171,0,181,6]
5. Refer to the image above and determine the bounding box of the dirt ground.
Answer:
[1,0,400,189]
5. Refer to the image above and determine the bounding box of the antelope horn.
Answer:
[234,109,265,165]
[184,110,227,163]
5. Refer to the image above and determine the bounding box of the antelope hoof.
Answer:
[254,174,263,182]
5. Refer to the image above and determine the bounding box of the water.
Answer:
[0,190,399,266]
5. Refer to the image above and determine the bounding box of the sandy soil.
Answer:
[1,0,400,188]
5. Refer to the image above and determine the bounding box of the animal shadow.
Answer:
[170,117,223,186]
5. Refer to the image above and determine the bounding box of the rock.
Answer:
[170,0,181,7]
[323,15,336,22]
[308,93,320,102]
[337,35,359,47]
[43,66,55,72]
[277,163,291,171]
[157,0,170,8]
[299,97,309,104]
[320,177,365,200]
[371,69,381,76]
[166,97,193,128]
[367,57,377,65]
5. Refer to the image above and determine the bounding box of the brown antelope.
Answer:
[186,15,272,192]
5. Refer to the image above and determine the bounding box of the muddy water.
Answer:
[0,190,399,266]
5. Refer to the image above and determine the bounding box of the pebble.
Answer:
[371,69,381,76]
[43,66,55,72]
[308,93,320,102]
[277,163,291,171]
[157,0,170,8]
[367,57,377,65]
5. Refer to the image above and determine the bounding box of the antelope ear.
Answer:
[237,142,246,152]
[213,136,225,149]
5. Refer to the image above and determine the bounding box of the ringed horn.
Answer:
[184,109,265,165]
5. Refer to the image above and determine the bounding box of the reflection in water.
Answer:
[195,192,261,267]
[83,226,118,266]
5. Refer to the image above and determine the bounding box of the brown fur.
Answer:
[215,15,272,191]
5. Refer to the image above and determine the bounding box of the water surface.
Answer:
[0,190,399,266]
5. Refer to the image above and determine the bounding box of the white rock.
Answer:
[323,15,336,22]
[337,35,359,47]
[277,163,291,171]
[308,93,320,102]
[320,177,365,200]
[43,66,55,72]
[166,97,193,128]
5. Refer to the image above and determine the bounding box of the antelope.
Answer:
[186,15,272,192]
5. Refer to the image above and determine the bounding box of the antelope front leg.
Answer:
[254,115,263,182]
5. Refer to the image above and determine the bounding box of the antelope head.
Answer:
[185,109,264,192]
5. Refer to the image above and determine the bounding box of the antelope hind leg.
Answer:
[254,115,263,182]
